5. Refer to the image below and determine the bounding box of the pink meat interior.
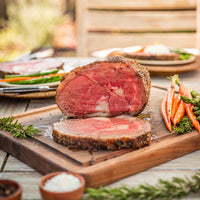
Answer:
[56,62,146,117]
[54,117,150,138]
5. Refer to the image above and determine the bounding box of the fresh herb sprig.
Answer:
[0,116,41,139]
[83,171,200,200]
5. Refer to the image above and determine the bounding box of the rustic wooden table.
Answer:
[0,57,200,199]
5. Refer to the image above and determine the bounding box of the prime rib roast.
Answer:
[53,115,151,150]
[123,52,180,61]
[0,58,64,78]
[53,57,152,150]
[56,56,151,118]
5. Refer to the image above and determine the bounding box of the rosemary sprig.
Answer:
[83,171,200,200]
[0,116,41,139]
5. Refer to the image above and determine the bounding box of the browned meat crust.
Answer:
[52,116,152,151]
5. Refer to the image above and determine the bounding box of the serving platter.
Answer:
[91,47,199,75]
[132,55,196,66]
[0,87,200,188]
[0,90,56,99]
[0,57,99,99]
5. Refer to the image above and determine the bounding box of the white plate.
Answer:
[131,55,196,66]
[91,46,198,66]
[0,81,60,88]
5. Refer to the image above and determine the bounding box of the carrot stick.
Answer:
[171,94,181,122]
[179,84,200,132]
[167,87,175,121]
[161,95,172,132]
[173,100,185,126]
[0,73,66,82]
[167,75,177,122]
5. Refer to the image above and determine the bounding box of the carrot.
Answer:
[166,75,177,122]
[171,94,181,122]
[135,46,146,53]
[179,84,200,132]
[161,95,172,132]
[173,100,185,126]
[0,73,66,82]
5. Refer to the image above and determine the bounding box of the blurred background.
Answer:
[0,0,198,61]
[0,0,76,62]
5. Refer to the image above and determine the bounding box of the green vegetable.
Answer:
[9,75,62,85]
[179,53,192,60]
[194,110,200,116]
[191,90,199,98]
[181,96,192,104]
[193,106,200,111]
[0,116,41,139]
[5,69,59,78]
[181,95,200,105]
[83,171,200,200]
[171,49,192,60]
[173,116,193,134]
[197,116,200,121]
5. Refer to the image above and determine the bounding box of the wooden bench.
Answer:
[76,0,199,56]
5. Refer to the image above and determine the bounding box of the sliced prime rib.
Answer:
[56,57,151,118]
[0,58,64,78]
[53,115,151,150]
[123,52,180,61]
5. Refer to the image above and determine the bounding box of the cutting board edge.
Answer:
[76,131,200,187]
[1,129,199,188]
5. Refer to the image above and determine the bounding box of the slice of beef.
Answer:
[53,115,151,150]
[0,58,64,78]
[56,57,151,118]
[123,52,180,61]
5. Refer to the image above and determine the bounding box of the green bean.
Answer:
[9,75,62,85]
[5,69,59,78]
[181,96,192,104]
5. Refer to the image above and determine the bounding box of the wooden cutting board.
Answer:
[0,87,200,188]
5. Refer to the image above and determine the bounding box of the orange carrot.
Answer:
[135,46,146,53]
[167,87,175,121]
[166,76,176,122]
[161,95,172,132]
[0,73,66,82]
[171,94,181,122]
[179,84,200,132]
[173,100,185,126]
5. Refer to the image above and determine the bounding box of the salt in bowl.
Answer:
[39,171,85,200]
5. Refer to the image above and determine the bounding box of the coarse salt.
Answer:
[44,173,81,192]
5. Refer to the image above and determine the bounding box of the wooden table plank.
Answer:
[27,98,56,111]
[0,97,29,117]
[4,156,35,172]
[0,150,7,172]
